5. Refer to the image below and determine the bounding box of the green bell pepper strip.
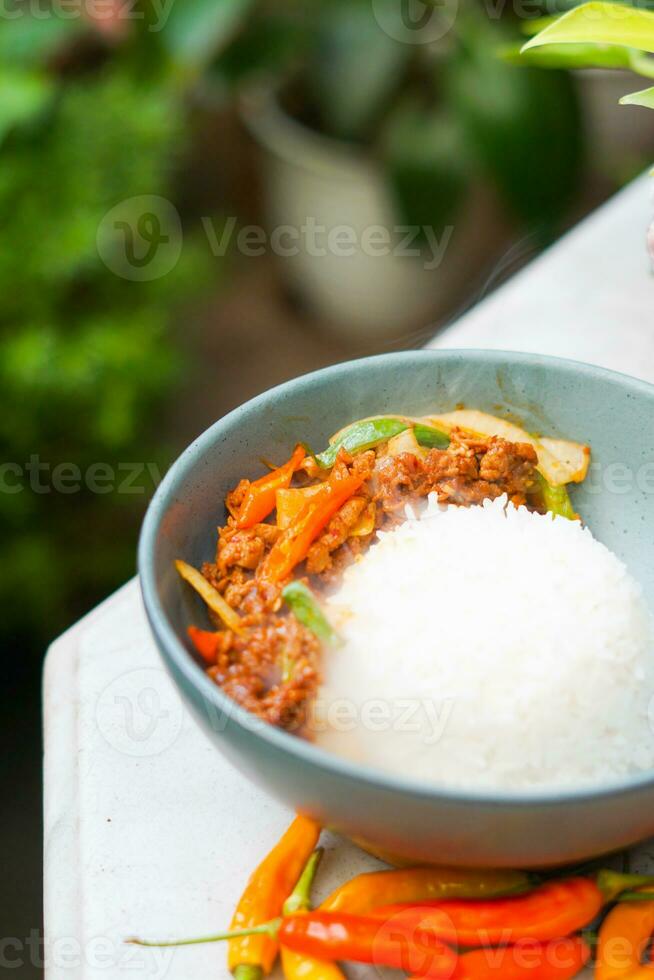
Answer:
[536,471,577,520]
[282,581,339,645]
[316,418,408,468]
[414,422,451,449]
[316,417,449,468]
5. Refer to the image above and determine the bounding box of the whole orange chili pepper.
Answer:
[596,891,654,980]
[410,935,591,980]
[236,445,306,529]
[227,815,320,980]
[258,469,364,584]
[369,877,602,945]
[322,866,532,915]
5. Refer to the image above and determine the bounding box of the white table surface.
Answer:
[44,174,654,979]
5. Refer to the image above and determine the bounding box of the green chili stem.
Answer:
[616,891,654,902]
[283,847,324,915]
[233,966,264,980]
[597,869,654,902]
[129,850,325,950]
[126,919,281,948]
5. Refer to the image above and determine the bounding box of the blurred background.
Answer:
[2,0,652,973]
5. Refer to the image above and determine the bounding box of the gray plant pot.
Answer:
[241,87,503,340]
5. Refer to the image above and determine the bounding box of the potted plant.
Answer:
[206,0,585,337]
[504,1,654,180]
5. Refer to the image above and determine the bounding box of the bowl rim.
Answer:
[139,347,654,807]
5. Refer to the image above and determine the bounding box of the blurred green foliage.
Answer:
[0,11,214,648]
[511,1,654,111]
[210,0,586,242]
[2,0,588,652]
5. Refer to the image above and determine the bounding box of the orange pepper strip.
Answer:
[321,867,531,915]
[258,470,364,584]
[370,877,603,946]
[187,625,221,665]
[409,935,590,980]
[228,815,320,978]
[596,894,654,980]
[236,446,306,529]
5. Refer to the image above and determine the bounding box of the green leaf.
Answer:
[501,39,636,70]
[620,83,654,106]
[161,0,255,69]
[0,69,52,143]
[521,16,559,37]
[522,2,654,55]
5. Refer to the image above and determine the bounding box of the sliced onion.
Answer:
[425,410,589,486]
[175,559,244,635]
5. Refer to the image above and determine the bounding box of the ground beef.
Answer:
[305,495,368,574]
[207,612,320,728]
[198,431,539,731]
[374,434,538,515]
[216,522,280,575]
[225,478,250,517]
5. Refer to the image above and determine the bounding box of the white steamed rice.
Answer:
[313,495,654,790]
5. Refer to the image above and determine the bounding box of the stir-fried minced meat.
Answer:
[216,522,281,575]
[374,434,538,516]
[195,430,540,731]
[305,495,368,574]
[206,613,320,727]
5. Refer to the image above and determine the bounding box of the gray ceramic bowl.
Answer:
[139,349,654,867]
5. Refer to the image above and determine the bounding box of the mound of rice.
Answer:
[314,495,654,790]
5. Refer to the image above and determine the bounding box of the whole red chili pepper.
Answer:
[278,911,459,978]
[236,445,306,529]
[130,908,459,978]
[410,935,591,980]
[370,878,602,946]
